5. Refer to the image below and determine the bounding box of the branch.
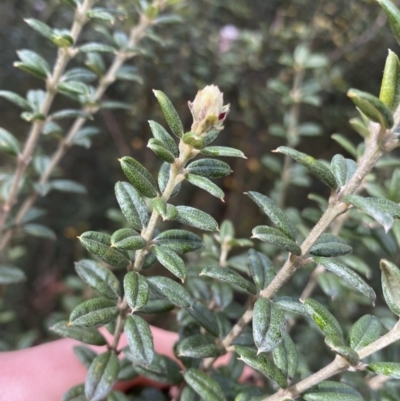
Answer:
[0,3,162,252]
[0,0,95,234]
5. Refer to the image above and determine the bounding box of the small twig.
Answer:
[0,0,95,235]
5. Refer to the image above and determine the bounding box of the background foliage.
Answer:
[1,0,400,399]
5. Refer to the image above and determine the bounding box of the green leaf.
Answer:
[0,127,20,154]
[14,49,50,79]
[349,314,382,351]
[79,43,116,53]
[50,179,86,194]
[303,299,344,341]
[124,315,154,366]
[313,257,376,304]
[139,298,174,314]
[0,265,26,285]
[120,156,158,198]
[344,195,400,232]
[347,88,394,128]
[132,352,182,384]
[22,223,56,240]
[85,52,105,76]
[177,334,224,358]
[51,34,74,48]
[303,381,364,401]
[62,384,86,401]
[187,159,231,179]
[86,8,123,24]
[310,234,353,257]
[147,276,193,308]
[115,182,149,230]
[174,206,218,232]
[380,50,400,111]
[331,154,348,188]
[186,301,219,337]
[324,336,360,365]
[380,259,400,315]
[252,226,302,256]
[181,386,200,401]
[118,358,138,381]
[211,281,233,309]
[152,197,168,219]
[111,228,147,251]
[200,265,257,295]
[235,345,288,389]
[186,174,225,200]
[69,298,119,327]
[201,146,246,158]
[74,345,97,368]
[184,368,226,401]
[0,90,31,110]
[123,272,149,311]
[75,259,121,300]
[51,109,92,120]
[253,298,286,353]
[50,321,107,345]
[248,249,275,291]
[151,246,187,282]
[378,0,400,47]
[60,0,79,7]
[158,162,181,198]
[79,231,131,269]
[153,90,183,138]
[272,334,298,381]
[154,229,202,253]
[275,297,308,316]
[367,362,400,378]
[148,120,178,157]
[85,351,119,401]
[275,147,337,189]
[148,138,176,163]
[57,81,90,96]
[247,192,297,240]
[100,101,131,110]
[25,18,53,39]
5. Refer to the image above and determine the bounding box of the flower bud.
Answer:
[188,85,230,135]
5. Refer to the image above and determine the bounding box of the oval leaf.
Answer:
[148,120,178,156]
[50,321,107,345]
[247,192,297,240]
[151,246,187,282]
[272,334,298,381]
[154,229,202,253]
[111,228,147,251]
[124,314,154,366]
[184,368,226,401]
[252,226,301,256]
[175,206,218,232]
[380,49,400,111]
[380,259,400,316]
[153,90,183,138]
[235,345,288,389]
[79,231,131,269]
[347,88,394,128]
[147,276,193,308]
[0,265,26,285]
[201,146,246,158]
[75,259,121,300]
[186,159,231,179]
[349,314,382,351]
[186,173,225,200]
[367,362,400,378]
[124,272,149,311]
[177,334,224,358]
[304,381,363,401]
[85,351,119,401]
[0,128,21,155]
[253,298,286,353]
[303,298,344,341]
[313,257,376,304]
[115,181,149,230]
[186,301,219,337]
[248,249,275,291]
[378,0,400,47]
[200,265,257,295]
[70,298,119,327]
[120,156,158,198]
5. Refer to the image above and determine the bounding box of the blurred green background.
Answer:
[0,0,399,348]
